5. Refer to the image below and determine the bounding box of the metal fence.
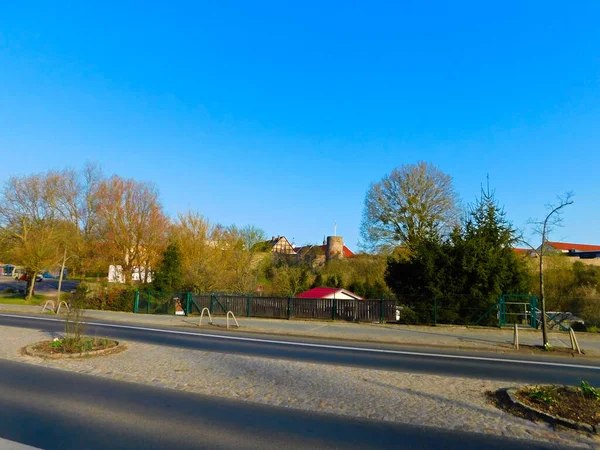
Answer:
[543,296,599,330]
[392,294,504,327]
[135,290,589,329]
[134,291,397,323]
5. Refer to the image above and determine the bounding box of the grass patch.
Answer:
[0,294,49,305]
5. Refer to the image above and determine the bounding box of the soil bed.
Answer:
[515,386,600,428]
[26,337,120,358]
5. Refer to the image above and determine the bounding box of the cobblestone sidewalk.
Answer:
[0,325,598,449]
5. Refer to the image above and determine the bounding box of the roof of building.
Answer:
[513,248,535,254]
[294,244,355,258]
[547,241,600,252]
[296,287,363,299]
[253,235,297,254]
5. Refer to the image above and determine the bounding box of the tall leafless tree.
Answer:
[525,192,574,348]
[360,161,459,252]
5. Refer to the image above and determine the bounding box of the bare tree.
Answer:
[47,163,103,278]
[360,161,459,252]
[239,225,267,252]
[525,192,575,348]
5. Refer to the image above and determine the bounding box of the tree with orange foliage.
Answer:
[94,176,168,284]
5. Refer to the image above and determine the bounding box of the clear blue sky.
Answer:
[1,1,599,250]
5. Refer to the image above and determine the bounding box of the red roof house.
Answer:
[545,242,600,253]
[296,287,363,300]
[512,248,537,257]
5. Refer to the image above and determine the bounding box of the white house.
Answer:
[108,265,152,283]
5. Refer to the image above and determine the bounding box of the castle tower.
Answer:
[326,236,344,261]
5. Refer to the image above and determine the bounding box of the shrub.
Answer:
[580,381,600,401]
[82,282,136,312]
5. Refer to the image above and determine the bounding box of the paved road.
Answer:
[0,276,79,295]
[0,359,559,450]
[1,313,599,385]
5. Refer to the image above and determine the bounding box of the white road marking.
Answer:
[1,313,599,371]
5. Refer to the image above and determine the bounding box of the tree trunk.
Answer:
[57,248,67,303]
[540,238,548,347]
[26,274,36,301]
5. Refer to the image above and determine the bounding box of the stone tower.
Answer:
[326,236,344,261]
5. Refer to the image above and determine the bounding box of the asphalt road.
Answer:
[0,276,79,294]
[1,313,599,385]
[0,359,559,450]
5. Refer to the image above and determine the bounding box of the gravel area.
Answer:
[1,325,598,448]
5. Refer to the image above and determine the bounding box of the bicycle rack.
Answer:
[41,300,56,313]
[226,311,239,329]
[56,301,70,314]
[198,308,213,326]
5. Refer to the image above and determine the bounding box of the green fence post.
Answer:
[210,294,215,314]
[433,296,437,326]
[134,290,139,313]
[380,298,385,323]
[185,293,191,316]
[332,298,337,320]
[247,294,251,318]
[147,291,151,313]
[287,295,292,320]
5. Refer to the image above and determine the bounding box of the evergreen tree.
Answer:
[153,242,183,292]
[458,187,529,308]
[385,185,529,324]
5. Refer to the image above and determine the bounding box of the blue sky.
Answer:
[1,1,599,249]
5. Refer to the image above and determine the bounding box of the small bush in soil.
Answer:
[580,380,600,401]
[35,337,116,354]
[528,386,558,406]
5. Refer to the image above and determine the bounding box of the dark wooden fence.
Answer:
[135,291,396,323]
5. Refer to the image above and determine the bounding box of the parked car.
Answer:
[17,274,43,282]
